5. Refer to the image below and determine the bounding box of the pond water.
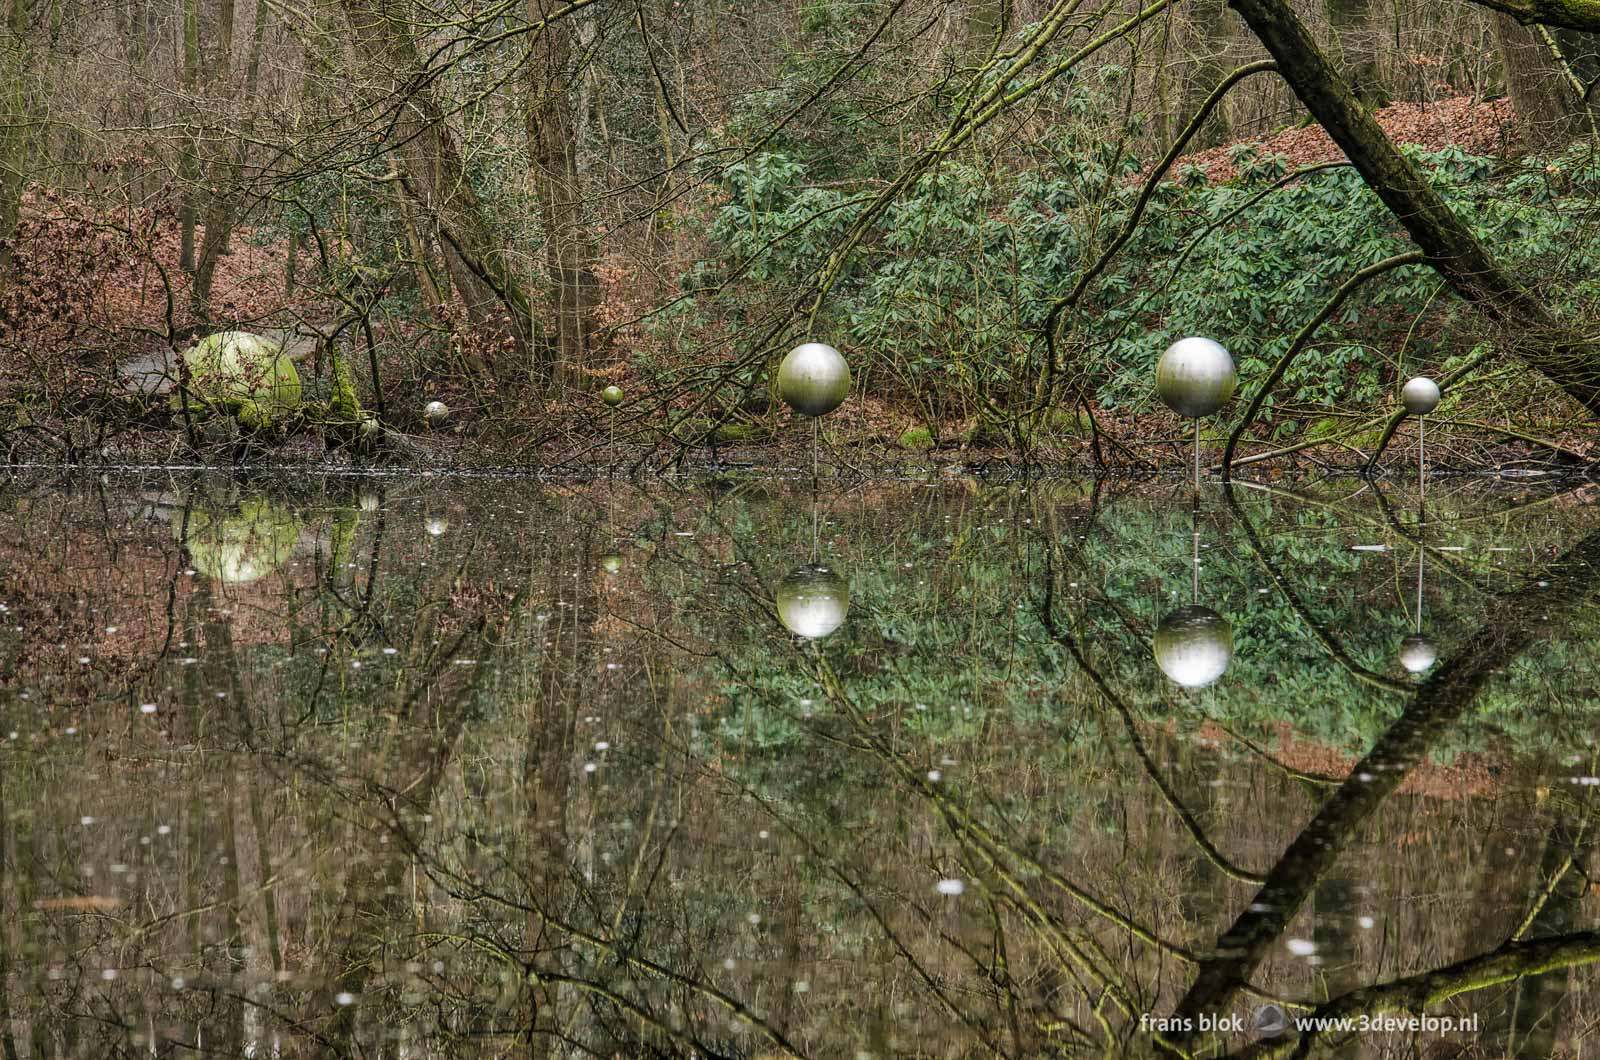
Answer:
[2,472,1599,1058]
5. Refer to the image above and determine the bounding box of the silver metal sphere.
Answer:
[1398,633,1437,674]
[778,342,851,418]
[1156,337,1237,419]
[776,563,850,639]
[424,515,449,537]
[601,385,624,408]
[1153,605,1234,688]
[423,400,449,427]
[359,417,380,441]
[1401,376,1440,416]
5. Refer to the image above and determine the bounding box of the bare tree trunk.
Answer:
[1324,0,1385,107]
[0,0,35,278]
[192,0,270,318]
[338,0,535,367]
[1496,15,1590,149]
[526,0,599,388]
[1178,0,1234,148]
[178,0,200,272]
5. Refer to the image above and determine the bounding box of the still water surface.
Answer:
[2,472,1599,1058]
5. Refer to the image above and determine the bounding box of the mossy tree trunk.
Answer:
[0,0,36,280]
[1232,0,1600,415]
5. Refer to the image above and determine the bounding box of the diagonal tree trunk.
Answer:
[1230,0,1600,416]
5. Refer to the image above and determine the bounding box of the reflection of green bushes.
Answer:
[670,486,1600,760]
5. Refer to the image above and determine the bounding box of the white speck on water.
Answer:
[722,958,737,970]
[383,647,398,655]
[1358,772,1374,782]
[156,825,171,835]
[335,991,356,1006]
[101,969,117,980]
[77,656,90,664]
[927,770,942,782]
[1358,916,1375,929]
[1287,938,1316,956]
[935,878,965,896]
[758,830,770,840]
[64,727,76,735]
[746,912,761,925]
[80,816,94,826]
[170,977,185,990]
[594,741,610,751]
[140,704,157,714]
[584,762,597,774]
[793,980,810,993]
[1539,580,1550,587]
[1351,544,1388,552]
[105,626,118,634]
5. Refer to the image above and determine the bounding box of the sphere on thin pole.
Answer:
[423,400,449,427]
[1156,337,1236,489]
[778,342,851,418]
[1401,376,1440,416]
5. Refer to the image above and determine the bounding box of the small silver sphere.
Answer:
[1401,376,1440,416]
[359,417,380,441]
[1156,337,1236,419]
[423,400,449,427]
[1398,633,1437,674]
[776,563,850,639]
[424,516,449,537]
[1153,605,1234,688]
[601,385,624,408]
[778,342,850,418]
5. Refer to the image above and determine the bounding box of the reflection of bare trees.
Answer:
[7,479,1600,1056]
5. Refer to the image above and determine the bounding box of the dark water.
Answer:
[2,472,1599,1058]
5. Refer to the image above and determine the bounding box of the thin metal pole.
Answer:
[812,418,819,489]
[1417,415,1425,500]
[1193,418,1201,493]
[609,407,616,478]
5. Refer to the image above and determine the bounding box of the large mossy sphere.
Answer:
[601,385,625,408]
[178,497,302,584]
[1153,604,1234,688]
[1401,376,1440,416]
[778,342,850,418]
[1156,337,1236,419]
[181,331,301,427]
[776,563,850,639]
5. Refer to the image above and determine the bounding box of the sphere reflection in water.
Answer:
[776,564,850,639]
[599,552,623,574]
[179,498,302,585]
[1155,337,1236,419]
[1398,633,1437,674]
[1153,605,1234,688]
[777,343,851,418]
[424,516,449,537]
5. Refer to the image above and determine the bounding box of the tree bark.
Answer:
[1496,14,1591,148]
[1178,0,1235,148]
[338,0,536,365]
[1231,0,1600,415]
[1324,0,1384,106]
[526,0,599,388]
[178,0,200,273]
[0,0,35,278]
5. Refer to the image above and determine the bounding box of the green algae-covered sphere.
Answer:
[776,563,850,639]
[600,552,623,574]
[602,385,625,408]
[777,342,850,418]
[1155,337,1236,419]
[178,497,303,584]
[181,331,301,427]
[1153,604,1234,688]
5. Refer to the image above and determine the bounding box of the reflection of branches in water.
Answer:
[1165,521,1600,1054]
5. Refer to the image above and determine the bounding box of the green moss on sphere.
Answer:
[181,331,301,426]
[179,497,302,584]
[602,385,624,407]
